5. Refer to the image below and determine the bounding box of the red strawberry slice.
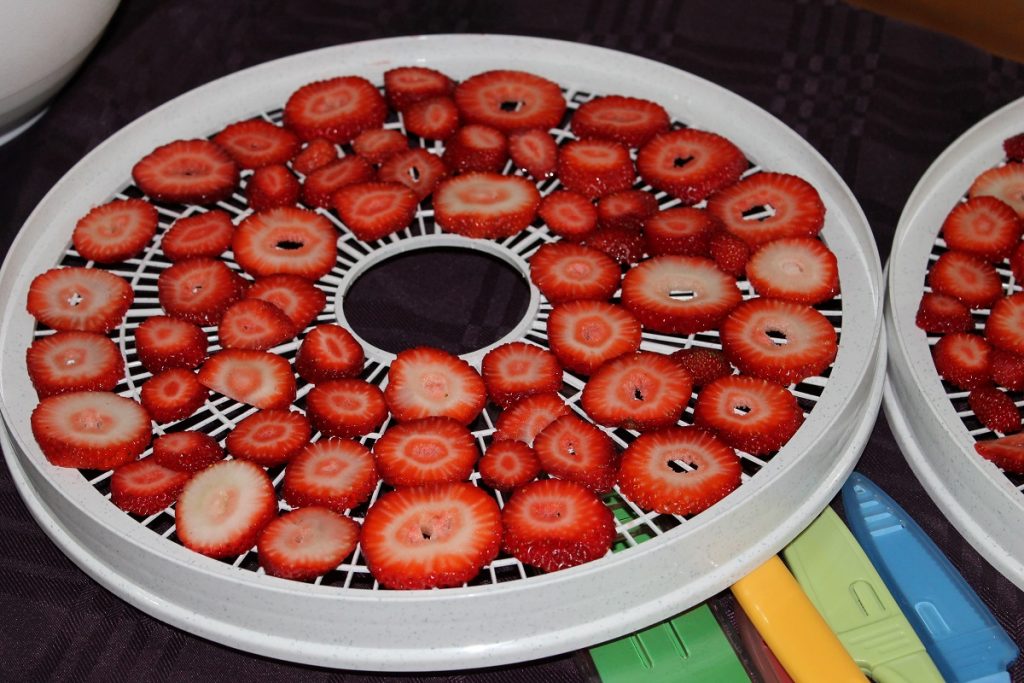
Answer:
[217,298,295,351]
[384,346,486,424]
[246,275,326,334]
[546,300,642,376]
[692,375,804,455]
[373,416,478,488]
[581,352,693,431]
[333,181,418,242]
[969,162,1024,217]
[975,433,1024,473]
[295,324,365,384]
[746,237,839,305]
[282,438,378,513]
[529,241,621,304]
[478,440,541,491]
[636,128,747,204]
[292,138,337,176]
[26,331,124,397]
[377,148,449,201]
[933,332,992,390]
[1003,134,1024,162]
[233,207,338,281]
[110,458,190,516]
[305,378,388,438]
[481,341,563,409]
[454,70,566,133]
[246,164,300,211]
[915,292,974,334]
[283,76,388,144]
[433,172,541,239]
[508,128,557,180]
[928,250,1003,310]
[644,206,720,258]
[538,190,598,241]
[360,482,502,589]
[533,414,618,494]
[403,96,460,141]
[987,293,1024,354]
[213,119,300,169]
[969,386,1021,434]
[492,392,571,445]
[257,507,360,581]
[443,124,509,173]
[27,267,133,333]
[175,459,277,558]
[352,127,409,164]
[720,298,838,385]
[132,139,239,205]
[198,349,296,409]
[151,431,224,473]
[596,190,659,232]
[226,408,311,467]
[72,198,158,263]
[1012,242,1024,284]
[582,226,648,265]
[501,478,615,572]
[621,255,742,334]
[556,139,636,199]
[618,427,741,515]
[140,368,207,423]
[30,391,151,469]
[707,172,825,248]
[670,347,733,388]
[708,230,751,278]
[300,155,376,208]
[384,66,455,112]
[991,348,1024,390]
[942,196,1022,262]
[160,210,234,262]
[571,95,670,148]
[135,315,208,374]
[157,258,249,326]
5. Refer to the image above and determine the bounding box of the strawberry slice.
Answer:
[283,76,388,143]
[282,438,378,513]
[969,162,1024,217]
[72,198,158,263]
[991,348,1024,391]
[618,427,741,515]
[110,458,190,516]
[443,124,509,173]
[135,315,208,374]
[692,375,804,455]
[546,300,642,376]
[403,96,460,141]
[933,332,992,390]
[581,352,693,431]
[384,347,486,424]
[300,155,376,209]
[31,391,151,469]
[246,164,300,211]
[377,148,449,201]
[481,341,563,409]
[969,386,1021,434]
[916,292,974,334]
[976,433,1024,473]
[454,70,566,133]
[140,368,207,423]
[291,138,337,176]
[27,267,133,333]
[217,299,295,351]
[707,172,825,247]
[528,241,621,304]
[232,207,338,281]
[708,230,751,278]
[556,139,636,199]
[384,66,455,112]
[160,210,235,262]
[986,293,1024,354]
[151,431,224,473]
[501,478,615,572]
[596,190,659,232]
[295,324,365,384]
[26,331,124,397]
[636,129,747,205]
[198,349,296,409]
[478,440,541,491]
[132,139,239,205]
[351,128,409,164]
[533,414,618,494]
[508,128,557,180]
[226,408,311,467]
[1004,134,1024,162]
[493,392,571,445]
[360,482,502,589]
[157,258,249,325]
[1011,242,1024,284]
[333,181,419,242]
[257,507,360,581]
[433,172,541,239]
[175,459,277,558]
[942,196,1022,262]
[571,95,670,148]
[213,119,300,169]
[621,255,742,334]
[246,275,326,334]
[582,226,647,265]
[927,250,1003,309]
[305,378,388,438]
[643,206,720,258]
[670,347,732,388]
[373,417,478,488]
[747,237,839,305]
[538,190,598,241]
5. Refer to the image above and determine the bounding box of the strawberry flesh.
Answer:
[217,298,296,351]
[692,375,804,455]
[454,70,566,133]
[258,507,360,581]
[508,128,557,179]
[969,386,1021,434]
[151,431,224,473]
[707,172,825,247]
[232,207,338,281]
[333,181,419,242]
[373,416,479,488]
[161,210,234,262]
[481,341,563,408]
[529,241,621,304]
[140,368,207,423]
[295,324,365,384]
[110,458,191,516]
[538,190,598,241]
[443,124,508,173]
[492,392,570,445]
[198,349,296,409]
[226,408,311,467]
[301,155,376,209]
[572,95,670,148]
[746,237,840,305]
[596,190,659,232]
[942,195,1022,262]
[556,139,636,199]
[533,414,618,493]
[26,331,124,398]
[246,164,300,211]
[915,292,974,334]
[213,119,300,169]
[282,438,379,513]
[72,199,158,264]
[157,258,249,326]
[384,66,455,112]
[377,148,449,201]
[637,128,747,204]
[305,378,388,438]
[284,76,388,143]
[352,127,409,164]
[132,139,239,205]
[135,315,208,374]
[478,440,541,491]
[246,275,327,334]
[27,267,133,333]
[433,172,541,239]
[31,391,151,469]
[621,255,742,334]
[581,352,693,431]
[644,206,720,258]
[546,300,642,376]
[403,96,461,141]
[384,347,486,424]
[933,332,992,390]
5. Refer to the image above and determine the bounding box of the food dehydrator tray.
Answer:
[0,35,884,670]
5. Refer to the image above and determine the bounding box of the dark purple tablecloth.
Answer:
[2,1,1024,680]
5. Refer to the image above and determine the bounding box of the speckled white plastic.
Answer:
[0,35,884,670]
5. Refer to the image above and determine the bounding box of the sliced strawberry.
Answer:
[546,300,642,375]
[433,172,541,239]
[1004,134,1024,162]
[403,96,460,141]
[140,368,207,423]
[581,226,647,265]
[692,375,804,455]
[538,190,598,241]
[110,458,190,516]
[384,347,486,424]
[915,292,974,334]
[257,507,360,581]
[333,181,418,242]
[246,164,300,211]
[226,408,311,466]
[1012,242,1024,284]
[135,315,208,374]
[198,349,296,409]
[493,392,571,445]
[283,76,388,144]
[384,66,455,112]
[991,348,1024,390]
[670,347,733,388]
[508,128,557,180]
[360,482,502,589]
[581,352,693,431]
[707,173,825,247]
[556,139,636,199]
[30,391,151,469]
[295,324,365,384]
[987,293,1024,354]
[352,128,409,164]
[529,241,621,304]
[618,427,741,515]
[969,386,1021,434]
[621,255,742,334]
[305,378,388,438]
[160,210,234,262]
[291,138,337,176]
[132,139,239,205]
[596,190,659,232]
[233,207,338,281]
[300,155,376,209]
[942,196,1022,262]
[377,148,449,201]
[637,129,747,204]
[708,230,751,278]
[72,199,158,263]
[217,298,295,351]
[501,478,614,572]
[975,433,1024,472]
[157,258,249,325]
[27,267,133,333]
[933,332,992,390]
[26,331,124,397]
[246,275,326,334]
[478,440,541,491]
[454,70,566,133]
[283,438,378,513]
[481,341,563,409]
[151,431,224,473]
[644,206,720,258]
[746,237,839,305]
[213,119,300,170]
[373,416,478,487]
[175,459,277,558]
[571,95,670,148]
[533,414,618,493]
[443,124,508,173]
[969,162,1024,217]
[927,250,1003,309]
